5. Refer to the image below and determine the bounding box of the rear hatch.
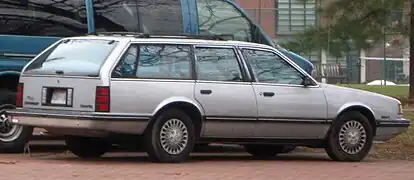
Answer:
[17,38,119,112]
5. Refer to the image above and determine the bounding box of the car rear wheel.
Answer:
[65,136,110,158]
[244,144,286,157]
[145,108,195,163]
[324,111,374,162]
[0,89,33,153]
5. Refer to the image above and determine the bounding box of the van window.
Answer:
[24,39,118,76]
[0,0,87,36]
[197,0,252,42]
[112,44,192,79]
[94,0,183,34]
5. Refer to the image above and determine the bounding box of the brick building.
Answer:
[235,0,317,40]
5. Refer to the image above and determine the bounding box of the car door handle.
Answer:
[262,92,275,97]
[200,90,212,95]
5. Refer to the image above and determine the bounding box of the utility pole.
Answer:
[258,0,262,26]
[382,0,387,85]
[409,0,414,101]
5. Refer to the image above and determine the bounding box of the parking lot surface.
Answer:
[1,149,414,180]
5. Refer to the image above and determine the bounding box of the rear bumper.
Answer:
[5,108,151,136]
[374,118,410,142]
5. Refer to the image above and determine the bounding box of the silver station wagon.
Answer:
[5,33,410,163]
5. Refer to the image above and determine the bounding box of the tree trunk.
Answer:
[409,0,414,102]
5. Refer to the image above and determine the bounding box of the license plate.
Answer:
[50,89,67,105]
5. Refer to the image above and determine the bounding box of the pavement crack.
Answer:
[0,161,18,165]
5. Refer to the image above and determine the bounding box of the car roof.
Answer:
[63,34,275,50]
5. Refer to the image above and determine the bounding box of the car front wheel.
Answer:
[325,111,374,162]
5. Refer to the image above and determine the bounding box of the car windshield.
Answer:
[24,39,118,77]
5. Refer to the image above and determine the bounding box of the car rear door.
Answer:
[109,43,195,116]
[193,45,257,138]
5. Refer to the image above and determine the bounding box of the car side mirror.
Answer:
[303,76,313,87]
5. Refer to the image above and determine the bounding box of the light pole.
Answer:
[382,0,387,85]
[258,0,262,26]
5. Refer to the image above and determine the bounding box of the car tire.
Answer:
[145,108,195,163]
[65,136,110,158]
[244,144,285,157]
[0,89,33,153]
[324,111,374,162]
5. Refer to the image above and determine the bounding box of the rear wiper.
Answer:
[45,57,65,62]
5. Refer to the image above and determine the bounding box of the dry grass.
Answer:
[338,84,414,160]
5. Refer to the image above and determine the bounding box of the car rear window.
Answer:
[24,39,118,77]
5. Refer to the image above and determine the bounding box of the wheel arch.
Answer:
[335,103,377,136]
[0,104,15,110]
[0,71,21,92]
[148,97,205,137]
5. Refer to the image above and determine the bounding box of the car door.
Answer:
[240,47,329,139]
[194,45,257,138]
[110,43,195,117]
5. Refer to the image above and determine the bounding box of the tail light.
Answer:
[16,83,24,107]
[95,86,110,112]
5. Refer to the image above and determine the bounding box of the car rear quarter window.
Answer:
[24,39,118,76]
[111,44,192,80]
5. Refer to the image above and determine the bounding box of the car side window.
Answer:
[242,49,304,85]
[194,47,243,82]
[112,44,191,79]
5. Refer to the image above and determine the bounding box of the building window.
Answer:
[276,0,316,35]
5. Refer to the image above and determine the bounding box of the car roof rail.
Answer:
[86,32,234,41]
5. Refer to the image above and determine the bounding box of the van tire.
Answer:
[65,136,110,158]
[324,111,373,162]
[145,108,195,163]
[0,89,33,153]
